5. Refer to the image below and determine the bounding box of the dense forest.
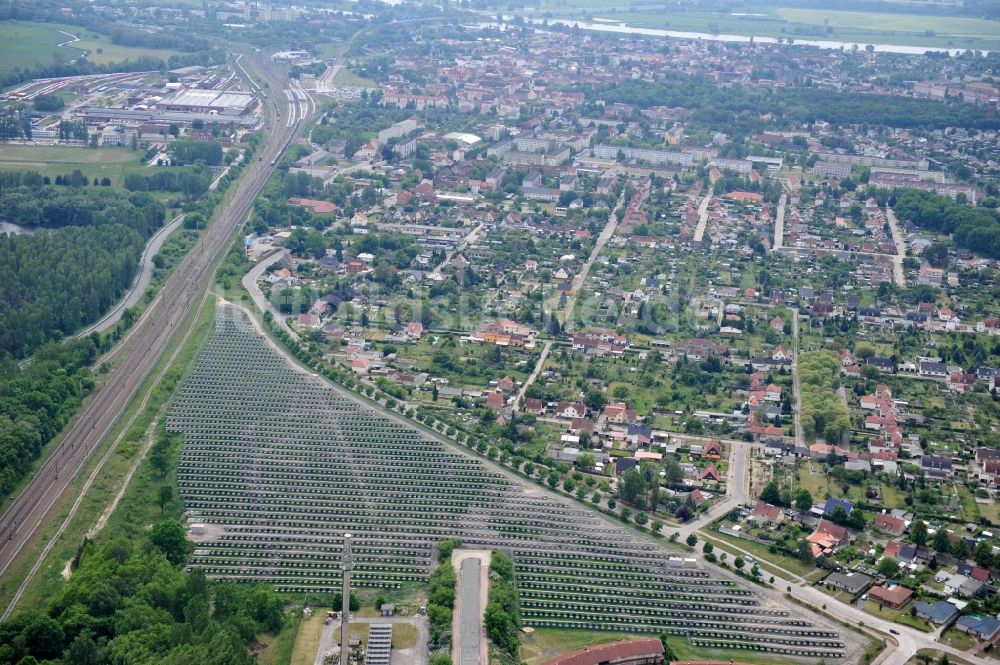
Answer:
[0,336,99,498]
[0,174,166,358]
[0,182,165,237]
[167,140,224,167]
[108,27,210,52]
[893,189,1000,258]
[0,225,145,358]
[123,170,212,199]
[0,531,284,665]
[592,78,1000,131]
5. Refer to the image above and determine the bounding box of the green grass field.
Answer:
[0,22,87,77]
[511,3,1000,50]
[520,628,803,665]
[331,68,378,88]
[0,144,161,188]
[72,36,182,66]
[776,7,997,39]
[0,21,182,78]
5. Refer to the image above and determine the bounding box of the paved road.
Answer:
[242,248,294,337]
[0,52,309,616]
[315,616,338,665]
[76,213,187,337]
[763,563,995,665]
[458,558,482,665]
[885,207,907,288]
[773,192,787,251]
[692,192,713,243]
[674,439,751,540]
[451,550,490,665]
[430,223,485,278]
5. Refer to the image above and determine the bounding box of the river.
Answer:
[0,222,37,236]
[480,16,981,55]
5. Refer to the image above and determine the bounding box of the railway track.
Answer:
[0,52,312,616]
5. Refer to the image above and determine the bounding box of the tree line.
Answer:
[108,27,210,53]
[0,335,99,498]
[0,530,284,665]
[892,188,1000,258]
[484,552,521,665]
[592,77,1000,131]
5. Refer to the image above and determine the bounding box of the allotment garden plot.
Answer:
[166,308,848,661]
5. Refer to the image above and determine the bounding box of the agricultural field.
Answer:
[509,4,1000,51]
[0,21,183,78]
[0,22,87,77]
[167,306,854,661]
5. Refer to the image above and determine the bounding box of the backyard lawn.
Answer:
[863,600,933,632]
[702,529,822,581]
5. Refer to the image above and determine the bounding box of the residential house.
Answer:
[955,615,1000,642]
[912,600,958,625]
[604,403,638,425]
[807,520,849,556]
[751,500,783,525]
[921,455,953,481]
[874,514,906,537]
[869,585,913,610]
[824,498,854,516]
[555,401,587,419]
[823,572,872,595]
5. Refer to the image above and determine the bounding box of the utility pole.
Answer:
[340,533,353,665]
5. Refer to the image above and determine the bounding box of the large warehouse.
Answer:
[160,89,258,115]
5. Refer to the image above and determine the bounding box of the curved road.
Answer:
[76,213,187,338]
[0,52,312,616]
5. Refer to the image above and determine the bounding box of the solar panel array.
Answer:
[166,309,845,659]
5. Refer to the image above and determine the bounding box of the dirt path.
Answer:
[513,341,552,412]
[692,192,713,242]
[791,306,804,446]
[773,193,787,250]
[560,191,624,331]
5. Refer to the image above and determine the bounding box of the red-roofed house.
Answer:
[807,520,849,556]
[752,500,783,524]
[875,514,906,537]
[704,440,723,459]
[541,638,664,665]
[604,402,638,424]
[486,390,504,411]
[524,398,545,415]
[869,585,912,609]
